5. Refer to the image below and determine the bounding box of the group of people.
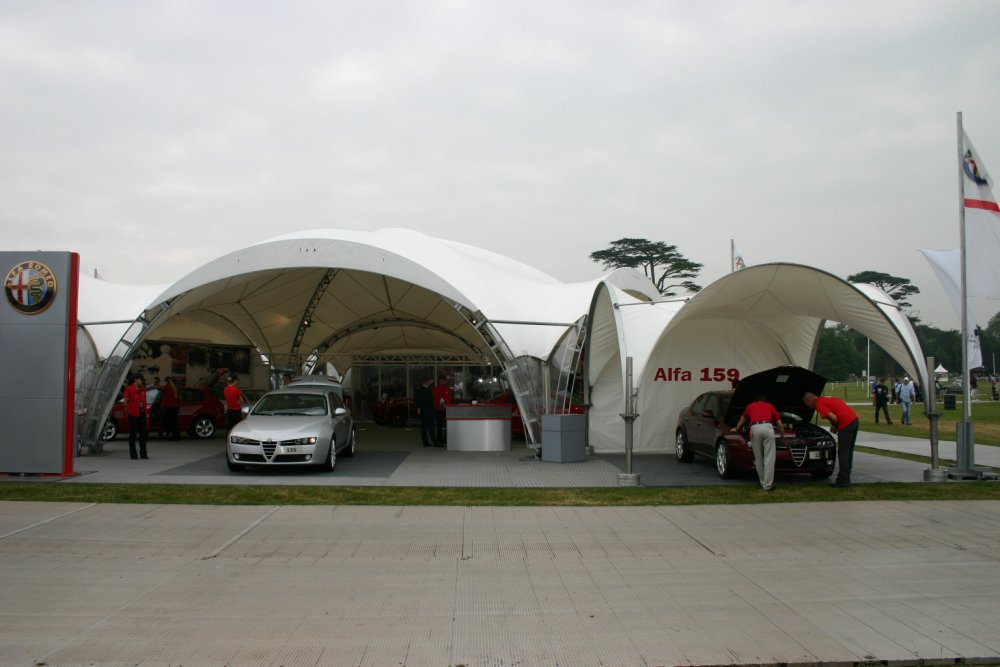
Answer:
[124,369,868,492]
[124,373,248,461]
[871,376,919,425]
[732,391,859,491]
[122,374,182,460]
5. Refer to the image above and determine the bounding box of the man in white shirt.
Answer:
[897,376,916,425]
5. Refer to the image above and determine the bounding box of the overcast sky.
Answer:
[4,0,1000,330]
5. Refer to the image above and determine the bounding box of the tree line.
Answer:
[589,238,993,381]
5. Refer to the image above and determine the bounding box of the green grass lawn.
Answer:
[851,391,1000,446]
[0,480,998,507]
[827,378,995,403]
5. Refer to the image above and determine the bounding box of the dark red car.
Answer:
[102,386,226,440]
[372,395,418,427]
[674,366,836,480]
[489,391,584,437]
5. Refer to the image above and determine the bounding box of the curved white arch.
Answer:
[586,263,926,453]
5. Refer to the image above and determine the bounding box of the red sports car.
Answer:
[103,386,226,440]
[675,366,836,480]
[372,395,418,427]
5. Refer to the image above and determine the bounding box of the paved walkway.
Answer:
[1,499,998,666]
[860,432,1000,469]
[4,427,1000,665]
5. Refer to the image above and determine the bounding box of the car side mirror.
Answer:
[334,407,347,417]
[241,405,251,415]
[702,409,714,418]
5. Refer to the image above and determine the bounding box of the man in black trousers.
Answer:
[415,377,439,447]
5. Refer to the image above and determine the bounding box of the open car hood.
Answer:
[725,366,827,424]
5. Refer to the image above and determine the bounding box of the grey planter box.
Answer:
[540,414,587,463]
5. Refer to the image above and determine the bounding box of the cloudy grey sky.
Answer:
[3,0,1000,329]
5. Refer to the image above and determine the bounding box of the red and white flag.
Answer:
[962,130,1000,298]
[733,248,746,271]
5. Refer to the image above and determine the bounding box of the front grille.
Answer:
[788,444,807,466]
[237,439,309,462]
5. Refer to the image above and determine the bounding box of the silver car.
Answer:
[226,385,356,472]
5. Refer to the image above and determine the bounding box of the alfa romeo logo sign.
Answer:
[4,260,58,315]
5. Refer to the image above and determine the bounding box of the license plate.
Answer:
[809,451,821,460]
[285,447,298,453]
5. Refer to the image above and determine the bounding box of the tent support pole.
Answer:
[618,356,639,486]
[923,356,947,482]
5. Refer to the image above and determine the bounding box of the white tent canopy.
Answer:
[137,228,659,371]
[585,284,685,451]
[75,228,660,446]
[76,273,169,359]
[586,263,926,453]
[76,233,926,456]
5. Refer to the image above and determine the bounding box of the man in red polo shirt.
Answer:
[803,392,859,487]
[123,374,149,460]
[160,376,181,440]
[732,395,785,491]
[223,375,247,432]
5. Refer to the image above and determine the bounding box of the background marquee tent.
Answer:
[586,263,926,453]
[74,232,926,454]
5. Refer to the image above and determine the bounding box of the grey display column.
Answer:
[540,414,587,462]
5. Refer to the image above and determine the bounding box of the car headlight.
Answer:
[290,437,318,445]
[230,435,252,444]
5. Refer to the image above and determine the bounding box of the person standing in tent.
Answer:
[160,376,181,440]
[223,375,247,431]
[146,376,162,431]
[124,373,149,460]
[432,374,452,445]
[873,377,892,424]
[897,376,916,425]
[803,392,858,487]
[731,395,785,492]
[415,376,439,447]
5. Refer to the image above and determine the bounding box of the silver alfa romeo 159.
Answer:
[226,382,356,472]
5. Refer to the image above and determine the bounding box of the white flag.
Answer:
[919,249,984,371]
[970,326,984,370]
[962,130,1000,298]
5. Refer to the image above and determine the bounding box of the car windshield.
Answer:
[719,395,731,415]
[251,393,328,416]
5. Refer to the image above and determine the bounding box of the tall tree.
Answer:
[912,323,962,372]
[976,310,1000,374]
[813,324,865,381]
[846,271,920,310]
[589,238,703,296]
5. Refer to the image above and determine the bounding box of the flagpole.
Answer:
[730,239,735,273]
[956,111,976,475]
[958,112,971,423]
